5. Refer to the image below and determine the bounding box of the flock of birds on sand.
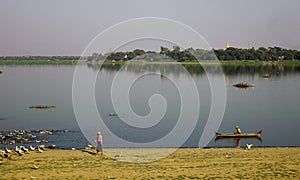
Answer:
[0,144,46,165]
[0,129,70,165]
[0,129,95,165]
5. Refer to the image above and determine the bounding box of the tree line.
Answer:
[214,47,300,61]
[91,46,300,61]
[1,46,300,61]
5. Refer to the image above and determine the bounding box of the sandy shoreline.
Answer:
[1,147,299,179]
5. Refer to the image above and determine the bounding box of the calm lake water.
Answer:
[0,63,300,148]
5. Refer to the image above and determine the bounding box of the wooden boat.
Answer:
[215,130,262,138]
[233,82,254,88]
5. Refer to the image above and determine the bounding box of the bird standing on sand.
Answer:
[31,165,39,169]
[15,146,24,155]
[20,146,29,153]
[48,144,56,149]
[246,144,253,150]
[38,145,45,151]
[86,143,93,149]
[1,151,9,158]
[4,147,11,153]
[29,145,36,151]
[37,147,43,153]
[88,144,92,148]
[15,149,24,156]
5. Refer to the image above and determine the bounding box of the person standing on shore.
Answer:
[95,131,103,155]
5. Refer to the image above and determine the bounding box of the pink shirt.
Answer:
[97,134,103,144]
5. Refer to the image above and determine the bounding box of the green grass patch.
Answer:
[0,59,77,65]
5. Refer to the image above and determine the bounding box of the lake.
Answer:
[0,63,300,148]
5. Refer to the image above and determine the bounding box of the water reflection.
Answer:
[87,63,300,76]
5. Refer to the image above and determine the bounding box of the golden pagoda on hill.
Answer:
[225,42,230,49]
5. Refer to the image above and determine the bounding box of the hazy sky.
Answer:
[0,0,299,55]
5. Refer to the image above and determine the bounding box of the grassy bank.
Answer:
[1,147,299,179]
[0,60,78,65]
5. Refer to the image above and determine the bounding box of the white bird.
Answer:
[4,147,11,153]
[30,145,36,151]
[31,165,39,169]
[246,144,253,150]
[20,146,27,150]
[37,147,43,153]
[36,140,41,143]
[15,146,24,154]
[16,149,24,156]
[31,135,37,138]
[1,151,9,158]
[48,144,56,149]
[38,145,45,151]
[86,144,93,149]
[20,146,29,153]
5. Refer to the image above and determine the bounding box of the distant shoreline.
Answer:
[1,59,300,65]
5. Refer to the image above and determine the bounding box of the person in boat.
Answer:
[234,125,241,134]
[95,131,103,155]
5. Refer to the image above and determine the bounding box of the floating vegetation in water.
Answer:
[261,74,272,78]
[233,82,254,88]
[29,105,56,109]
[109,113,118,116]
